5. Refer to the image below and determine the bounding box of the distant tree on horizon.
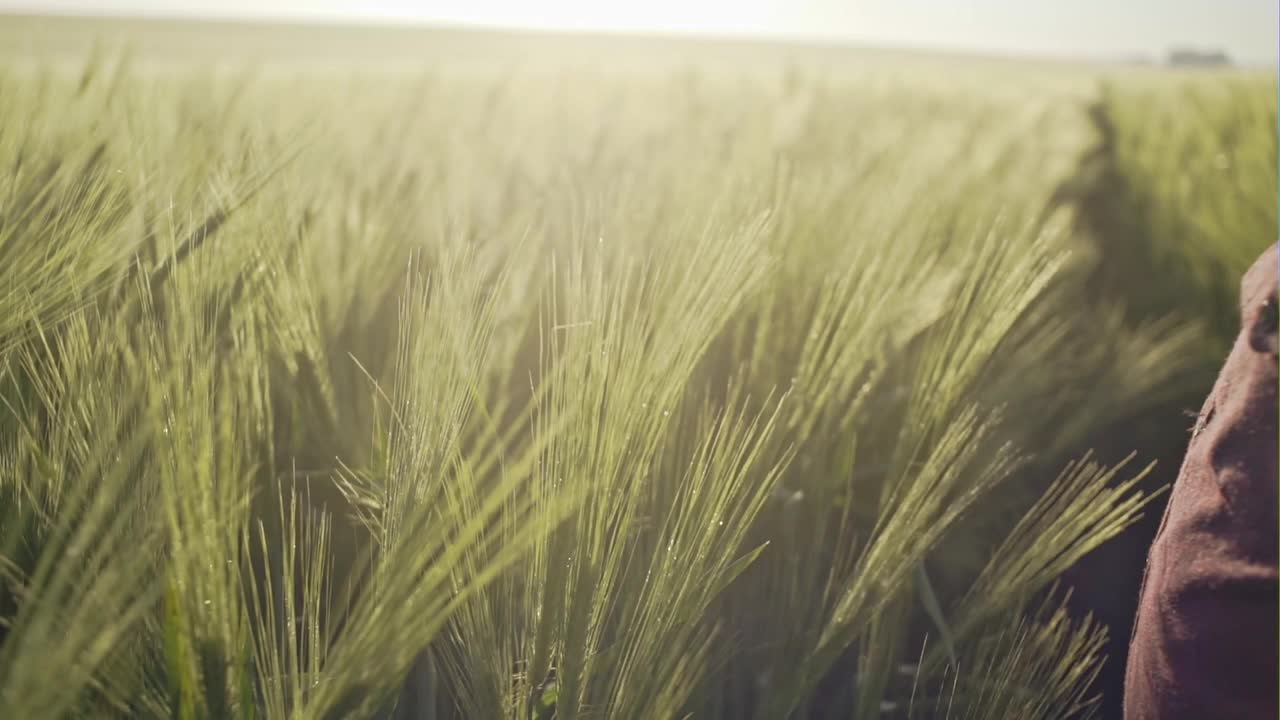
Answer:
[1167,47,1233,68]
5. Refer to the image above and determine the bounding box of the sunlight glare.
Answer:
[352,0,787,34]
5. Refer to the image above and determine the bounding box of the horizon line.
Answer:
[2,7,1274,68]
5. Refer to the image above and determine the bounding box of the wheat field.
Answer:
[0,14,1274,720]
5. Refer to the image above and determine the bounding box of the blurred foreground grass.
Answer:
[0,17,1274,719]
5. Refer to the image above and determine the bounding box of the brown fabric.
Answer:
[1125,243,1279,719]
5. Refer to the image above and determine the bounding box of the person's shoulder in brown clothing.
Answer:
[1125,242,1279,719]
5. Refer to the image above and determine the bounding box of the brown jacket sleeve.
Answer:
[1125,243,1279,719]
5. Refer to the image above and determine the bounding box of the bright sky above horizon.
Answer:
[2,0,1276,64]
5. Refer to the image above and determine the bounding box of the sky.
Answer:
[2,0,1276,64]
